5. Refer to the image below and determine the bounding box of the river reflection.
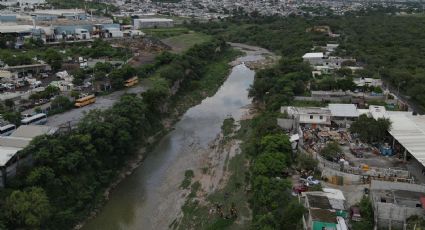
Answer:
[83,63,255,230]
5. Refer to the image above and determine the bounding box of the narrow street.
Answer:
[26,85,149,127]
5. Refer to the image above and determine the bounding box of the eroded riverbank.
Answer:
[82,45,275,230]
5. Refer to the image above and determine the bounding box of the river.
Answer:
[83,55,257,230]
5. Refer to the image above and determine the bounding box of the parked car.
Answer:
[292,184,308,196]
[30,81,42,89]
[307,176,320,185]
[300,176,320,186]
[350,206,362,222]
[3,83,15,90]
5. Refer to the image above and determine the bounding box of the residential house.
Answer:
[328,103,359,127]
[282,106,332,129]
[370,180,425,229]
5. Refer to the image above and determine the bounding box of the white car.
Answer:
[300,176,320,186]
[306,176,320,185]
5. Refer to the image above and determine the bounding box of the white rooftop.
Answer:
[11,125,57,139]
[369,105,389,120]
[328,104,359,118]
[303,52,324,59]
[32,9,86,15]
[0,146,20,167]
[323,188,345,201]
[136,18,173,22]
[385,112,425,166]
[283,106,331,115]
[0,25,38,33]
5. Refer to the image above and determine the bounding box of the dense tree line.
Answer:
[350,114,392,143]
[191,12,425,111]
[241,113,305,229]
[0,39,233,229]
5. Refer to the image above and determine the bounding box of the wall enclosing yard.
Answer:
[299,148,411,185]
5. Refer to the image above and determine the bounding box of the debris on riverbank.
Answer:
[229,42,280,69]
[174,108,255,230]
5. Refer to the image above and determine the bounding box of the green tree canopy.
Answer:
[350,114,392,143]
[5,187,51,228]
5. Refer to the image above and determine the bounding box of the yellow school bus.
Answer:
[124,77,139,87]
[75,94,96,108]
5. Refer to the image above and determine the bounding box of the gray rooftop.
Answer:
[328,103,359,118]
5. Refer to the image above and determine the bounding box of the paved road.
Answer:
[45,85,148,127]
[382,80,423,114]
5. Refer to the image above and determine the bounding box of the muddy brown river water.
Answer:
[83,54,258,230]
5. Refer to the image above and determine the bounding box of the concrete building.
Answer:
[325,43,339,53]
[0,125,57,187]
[370,180,425,229]
[133,18,174,29]
[353,77,383,88]
[302,52,324,65]
[32,9,87,21]
[328,103,359,127]
[300,189,348,230]
[283,106,332,129]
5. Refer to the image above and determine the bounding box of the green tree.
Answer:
[297,153,318,170]
[44,48,63,71]
[320,141,341,161]
[260,134,291,155]
[71,69,87,85]
[352,196,374,230]
[253,152,288,177]
[350,114,391,143]
[5,187,51,228]
[4,99,14,108]
[51,95,73,111]
[3,111,21,125]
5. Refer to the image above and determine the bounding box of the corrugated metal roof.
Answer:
[0,146,20,167]
[387,112,425,167]
[0,137,30,148]
[11,125,57,139]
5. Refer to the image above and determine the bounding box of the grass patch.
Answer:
[162,32,212,53]
[291,100,328,107]
[144,27,191,39]
[180,169,194,189]
[222,117,236,138]
[202,167,209,174]
[177,120,251,230]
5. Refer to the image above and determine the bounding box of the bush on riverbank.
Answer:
[0,39,237,229]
